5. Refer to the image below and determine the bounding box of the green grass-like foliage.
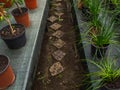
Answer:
[83,0,102,17]
[111,0,120,6]
[11,0,23,5]
[91,21,116,47]
[82,15,120,47]
[84,58,120,90]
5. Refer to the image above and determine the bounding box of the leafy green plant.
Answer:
[12,0,23,13]
[81,0,103,30]
[0,6,15,35]
[111,0,120,6]
[110,2,120,24]
[82,15,119,47]
[82,0,102,16]
[84,57,120,90]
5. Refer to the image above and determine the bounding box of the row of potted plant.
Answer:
[0,0,38,89]
[76,0,120,90]
[0,0,37,9]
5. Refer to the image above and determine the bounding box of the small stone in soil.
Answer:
[47,15,57,23]
[52,0,62,2]
[49,36,53,40]
[60,82,63,85]
[56,0,62,2]
[54,12,64,16]
[37,72,41,75]
[52,3,62,7]
[50,23,62,30]
[1,31,4,34]
[55,7,64,11]
[53,39,65,48]
[46,79,51,84]
[49,62,64,76]
[52,30,64,38]
[52,50,66,61]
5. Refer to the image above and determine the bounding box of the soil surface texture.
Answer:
[32,0,84,90]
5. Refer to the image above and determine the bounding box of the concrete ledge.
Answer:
[0,0,49,90]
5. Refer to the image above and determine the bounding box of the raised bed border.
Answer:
[70,0,107,90]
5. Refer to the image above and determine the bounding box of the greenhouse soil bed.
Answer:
[32,0,85,90]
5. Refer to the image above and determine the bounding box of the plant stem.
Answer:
[0,12,15,35]
[14,0,22,14]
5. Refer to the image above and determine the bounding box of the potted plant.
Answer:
[0,0,12,8]
[111,3,120,25]
[109,0,120,10]
[24,0,37,10]
[81,14,120,58]
[80,0,102,21]
[11,0,30,27]
[80,0,91,21]
[0,55,15,89]
[84,57,120,90]
[0,6,26,49]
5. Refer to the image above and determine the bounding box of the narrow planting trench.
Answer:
[32,0,84,90]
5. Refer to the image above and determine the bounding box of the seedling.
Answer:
[84,57,120,90]
[57,74,63,79]
[57,15,63,22]
[0,6,15,35]
[12,0,23,13]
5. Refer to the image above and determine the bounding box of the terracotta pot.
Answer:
[0,0,12,8]
[24,0,37,10]
[12,7,30,27]
[0,24,26,49]
[0,55,15,89]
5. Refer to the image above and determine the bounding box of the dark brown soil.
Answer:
[0,24,25,39]
[0,55,8,73]
[106,78,120,89]
[12,7,28,16]
[32,0,84,90]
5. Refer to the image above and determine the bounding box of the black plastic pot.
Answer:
[91,44,109,58]
[105,84,120,90]
[108,2,116,10]
[0,24,26,49]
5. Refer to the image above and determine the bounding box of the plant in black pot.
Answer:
[111,4,120,25]
[109,0,120,10]
[91,21,120,58]
[0,6,26,49]
[80,0,102,21]
[11,0,30,27]
[84,57,120,90]
[81,15,120,58]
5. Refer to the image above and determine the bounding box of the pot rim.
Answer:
[0,55,10,75]
[0,24,25,40]
[91,43,109,49]
[105,85,120,90]
[11,7,28,16]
